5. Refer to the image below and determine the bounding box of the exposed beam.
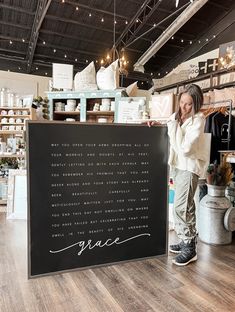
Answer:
[34,53,87,66]
[37,43,103,58]
[209,1,231,11]
[26,0,52,73]
[55,0,194,41]
[157,7,208,26]
[46,14,120,34]
[0,3,34,15]
[0,35,29,44]
[0,20,31,30]
[55,0,131,19]
[40,29,109,48]
[39,29,144,54]
[114,0,162,49]
[134,0,209,70]
[0,48,25,56]
[160,5,235,75]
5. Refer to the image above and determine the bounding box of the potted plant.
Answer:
[206,155,233,196]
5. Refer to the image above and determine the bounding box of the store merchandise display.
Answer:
[74,61,98,91]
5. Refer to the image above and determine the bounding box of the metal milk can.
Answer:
[199,184,235,245]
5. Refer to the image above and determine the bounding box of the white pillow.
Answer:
[96,60,119,90]
[74,61,97,91]
[126,81,138,97]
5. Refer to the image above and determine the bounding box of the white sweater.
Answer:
[167,112,209,178]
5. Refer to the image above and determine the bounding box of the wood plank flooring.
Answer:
[0,212,235,312]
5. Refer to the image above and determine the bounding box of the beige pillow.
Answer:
[74,61,97,91]
[126,82,138,97]
[96,60,119,90]
[150,93,174,119]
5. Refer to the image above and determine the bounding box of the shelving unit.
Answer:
[155,68,235,94]
[47,89,125,123]
[0,107,36,132]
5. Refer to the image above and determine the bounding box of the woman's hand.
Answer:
[147,120,162,127]
[142,120,162,127]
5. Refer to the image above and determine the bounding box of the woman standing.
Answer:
[150,84,208,266]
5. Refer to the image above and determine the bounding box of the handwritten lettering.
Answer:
[49,233,151,256]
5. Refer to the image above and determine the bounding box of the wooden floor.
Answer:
[1,212,235,312]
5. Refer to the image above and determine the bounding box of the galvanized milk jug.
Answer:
[199,184,235,245]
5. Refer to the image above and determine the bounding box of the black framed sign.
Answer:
[27,122,168,277]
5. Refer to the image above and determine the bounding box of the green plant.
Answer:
[0,157,19,169]
[207,155,233,186]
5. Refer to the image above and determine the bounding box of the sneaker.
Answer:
[172,241,197,266]
[169,241,185,254]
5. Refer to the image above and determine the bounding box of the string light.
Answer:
[89,13,92,17]
[75,58,78,62]
[22,38,25,42]
[43,41,46,45]
[53,49,56,53]
[76,6,79,11]
[9,40,13,44]
[101,18,104,22]
[64,54,67,58]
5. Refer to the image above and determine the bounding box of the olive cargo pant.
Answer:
[172,168,199,244]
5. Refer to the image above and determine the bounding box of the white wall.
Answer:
[0,70,50,98]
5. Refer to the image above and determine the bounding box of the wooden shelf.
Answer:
[0,199,7,205]
[1,123,24,125]
[0,115,30,117]
[0,154,25,158]
[0,107,30,110]
[154,68,235,93]
[54,111,80,115]
[87,111,114,116]
[0,130,24,134]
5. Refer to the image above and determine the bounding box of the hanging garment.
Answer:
[205,112,235,163]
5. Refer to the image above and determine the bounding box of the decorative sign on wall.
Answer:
[27,122,168,277]
[198,58,218,76]
[218,41,235,70]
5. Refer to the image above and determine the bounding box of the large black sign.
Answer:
[27,122,168,277]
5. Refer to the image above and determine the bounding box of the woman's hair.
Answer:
[175,84,203,121]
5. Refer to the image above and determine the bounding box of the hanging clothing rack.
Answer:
[201,99,233,150]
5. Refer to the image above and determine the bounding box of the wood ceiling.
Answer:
[0,0,235,89]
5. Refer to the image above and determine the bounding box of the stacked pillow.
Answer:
[74,60,139,93]
[74,61,98,91]
[96,60,120,90]
[74,60,120,91]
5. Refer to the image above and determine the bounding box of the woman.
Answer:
[150,84,207,266]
